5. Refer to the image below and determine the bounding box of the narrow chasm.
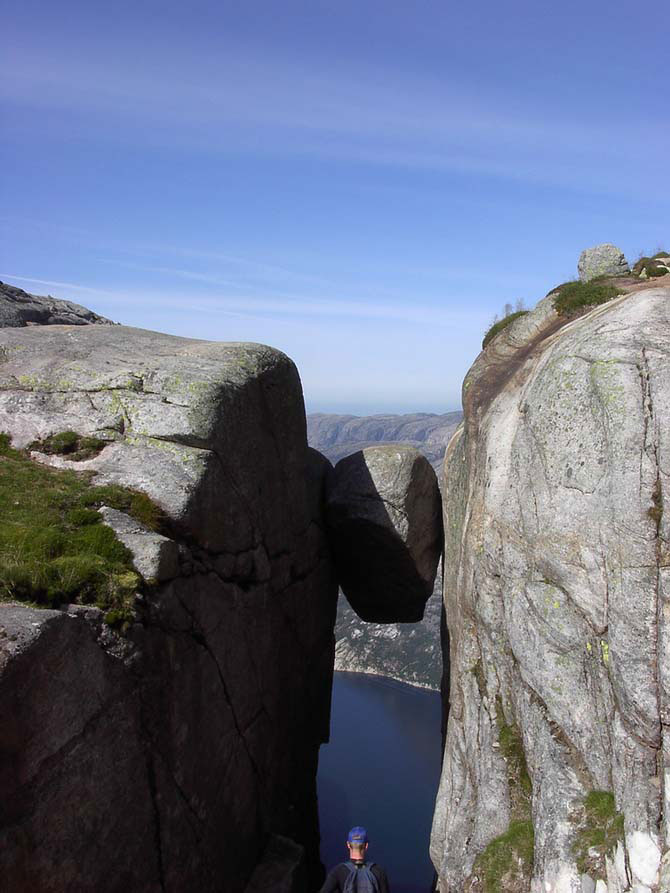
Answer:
[316,443,446,893]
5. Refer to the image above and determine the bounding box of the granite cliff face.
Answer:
[0,324,338,892]
[0,300,444,891]
[431,281,670,893]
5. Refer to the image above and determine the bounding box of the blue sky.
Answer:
[2,0,668,413]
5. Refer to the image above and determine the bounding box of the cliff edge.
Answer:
[432,280,670,893]
[0,324,338,892]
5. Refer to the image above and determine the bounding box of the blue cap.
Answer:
[347,826,368,844]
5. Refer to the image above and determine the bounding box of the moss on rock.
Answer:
[0,432,164,629]
[30,430,108,462]
[572,790,624,879]
[470,702,534,892]
[472,820,535,893]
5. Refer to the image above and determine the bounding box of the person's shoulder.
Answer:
[371,863,388,877]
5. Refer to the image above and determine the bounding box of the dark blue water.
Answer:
[317,672,442,893]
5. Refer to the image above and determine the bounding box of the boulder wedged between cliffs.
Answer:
[326,445,443,623]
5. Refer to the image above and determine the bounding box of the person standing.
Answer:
[319,826,390,892]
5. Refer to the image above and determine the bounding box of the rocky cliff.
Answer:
[0,323,338,892]
[0,300,444,891]
[0,280,116,327]
[431,277,670,893]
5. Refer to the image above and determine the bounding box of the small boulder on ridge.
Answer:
[326,445,442,622]
[577,243,629,281]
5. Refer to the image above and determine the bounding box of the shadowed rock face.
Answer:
[431,285,670,893]
[0,280,115,326]
[326,446,442,623]
[0,325,337,893]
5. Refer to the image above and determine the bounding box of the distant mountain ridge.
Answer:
[306,411,462,473]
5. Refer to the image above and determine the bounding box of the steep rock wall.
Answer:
[0,325,338,892]
[432,285,670,892]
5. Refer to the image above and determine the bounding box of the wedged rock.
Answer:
[577,243,629,281]
[0,324,338,892]
[431,285,670,892]
[0,280,115,326]
[326,446,442,622]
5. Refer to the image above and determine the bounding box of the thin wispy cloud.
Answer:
[1,273,487,329]
[4,36,666,194]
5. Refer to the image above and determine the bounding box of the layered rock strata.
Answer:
[431,285,670,892]
[0,325,338,892]
[326,446,442,623]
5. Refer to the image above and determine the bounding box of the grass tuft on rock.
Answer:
[469,702,534,892]
[473,820,535,893]
[30,430,108,462]
[572,790,624,880]
[0,432,163,628]
[80,484,166,532]
[482,311,529,349]
[551,280,620,316]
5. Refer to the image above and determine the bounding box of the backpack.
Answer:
[342,861,380,893]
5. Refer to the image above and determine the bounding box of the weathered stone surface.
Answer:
[577,243,630,281]
[431,285,670,892]
[0,325,338,892]
[98,506,179,582]
[326,446,442,623]
[0,280,115,327]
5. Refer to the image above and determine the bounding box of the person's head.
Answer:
[346,826,369,862]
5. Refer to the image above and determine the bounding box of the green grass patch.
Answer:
[572,791,624,879]
[482,311,529,349]
[30,430,107,462]
[551,280,620,317]
[469,702,534,891]
[472,820,535,893]
[0,433,163,628]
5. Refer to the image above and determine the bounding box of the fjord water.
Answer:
[318,672,442,893]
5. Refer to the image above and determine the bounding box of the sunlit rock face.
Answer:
[431,285,670,893]
[0,324,338,893]
[326,445,443,623]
